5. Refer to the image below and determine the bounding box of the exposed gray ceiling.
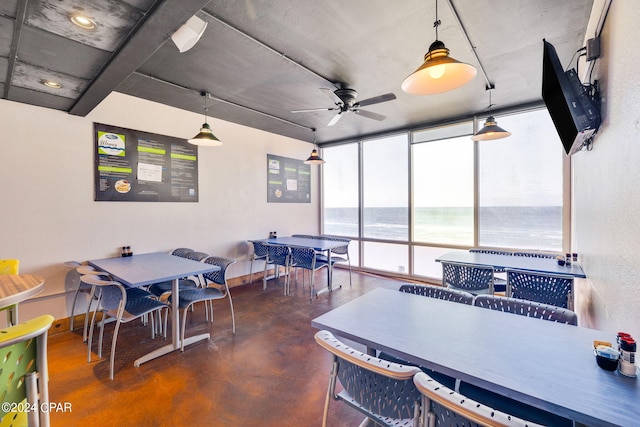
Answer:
[1,0,594,144]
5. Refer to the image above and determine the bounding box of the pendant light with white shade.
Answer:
[471,85,511,141]
[188,91,222,146]
[401,0,477,95]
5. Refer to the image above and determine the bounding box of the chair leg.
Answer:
[87,307,98,363]
[249,258,254,285]
[227,291,236,334]
[69,287,82,332]
[83,286,97,343]
[109,318,122,380]
[181,306,191,352]
[322,359,339,427]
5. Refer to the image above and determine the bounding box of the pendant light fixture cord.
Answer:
[202,91,209,124]
[434,0,441,40]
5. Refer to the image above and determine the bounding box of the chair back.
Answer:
[469,248,512,256]
[0,314,54,427]
[80,274,126,311]
[252,241,269,258]
[506,269,574,309]
[399,284,474,305]
[512,251,559,259]
[322,236,350,255]
[202,256,236,285]
[315,330,421,425]
[474,294,578,325]
[264,244,290,267]
[171,247,194,258]
[289,247,317,270]
[441,262,494,295]
[0,259,19,275]
[184,251,209,261]
[413,371,544,427]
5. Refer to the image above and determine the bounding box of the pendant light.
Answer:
[401,0,477,95]
[304,129,325,164]
[188,91,222,146]
[471,85,511,141]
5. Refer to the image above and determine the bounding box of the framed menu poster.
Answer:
[94,123,198,202]
[267,154,310,203]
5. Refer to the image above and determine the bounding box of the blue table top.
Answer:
[88,252,219,287]
[436,251,586,278]
[312,288,637,427]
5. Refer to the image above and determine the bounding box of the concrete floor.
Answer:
[47,268,402,426]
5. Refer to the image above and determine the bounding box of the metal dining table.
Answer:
[253,236,348,295]
[0,274,45,325]
[88,252,220,366]
[436,250,587,278]
[312,288,638,427]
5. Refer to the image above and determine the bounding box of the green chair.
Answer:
[0,314,54,427]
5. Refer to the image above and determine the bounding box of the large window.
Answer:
[413,124,474,246]
[362,134,409,241]
[321,107,566,280]
[478,109,564,251]
[322,143,358,237]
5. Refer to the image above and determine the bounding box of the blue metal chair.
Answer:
[317,236,352,287]
[506,269,574,310]
[441,261,495,295]
[289,247,330,302]
[474,294,578,325]
[512,251,559,259]
[262,244,291,295]
[83,274,168,380]
[249,241,269,284]
[469,248,509,292]
[175,256,237,349]
[414,371,545,427]
[147,248,200,299]
[315,330,421,427]
[399,283,474,305]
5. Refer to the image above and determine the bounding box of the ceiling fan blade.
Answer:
[320,87,343,105]
[327,112,343,127]
[291,107,334,113]
[355,109,386,121]
[357,93,396,107]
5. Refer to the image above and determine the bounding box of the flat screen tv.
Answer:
[542,39,600,155]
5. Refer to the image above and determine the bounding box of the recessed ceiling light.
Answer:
[70,14,96,30]
[42,80,63,89]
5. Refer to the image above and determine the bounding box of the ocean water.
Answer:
[323,206,562,251]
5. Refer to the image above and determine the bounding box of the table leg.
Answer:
[134,277,210,367]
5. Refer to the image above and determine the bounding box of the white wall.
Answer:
[0,92,319,322]
[573,1,640,339]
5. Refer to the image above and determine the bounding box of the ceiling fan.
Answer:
[291,87,396,126]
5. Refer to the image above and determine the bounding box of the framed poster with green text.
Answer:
[267,154,310,203]
[94,123,198,202]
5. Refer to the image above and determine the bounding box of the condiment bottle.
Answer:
[619,337,637,377]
